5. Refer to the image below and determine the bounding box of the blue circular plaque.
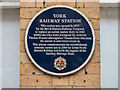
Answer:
[25,5,95,76]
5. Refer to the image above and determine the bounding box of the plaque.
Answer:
[25,5,95,76]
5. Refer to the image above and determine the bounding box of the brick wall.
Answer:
[20,0,100,88]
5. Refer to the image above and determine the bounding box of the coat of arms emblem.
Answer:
[54,57,66,71]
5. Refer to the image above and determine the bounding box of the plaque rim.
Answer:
[25,5,95,76]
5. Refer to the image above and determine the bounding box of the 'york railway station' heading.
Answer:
[39,14,81,23]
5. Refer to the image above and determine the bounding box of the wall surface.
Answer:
[0,3,118,89]
[100,0,119,3]
[2,9,20,88]
[119,4,120,90]
[0,8,2,90]
[100,7,118,88]
[20,1,100,88]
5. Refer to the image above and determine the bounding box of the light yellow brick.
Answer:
[85,63,100,74]
[90,52,100,63]
[20,2,35,7]
[20,75,52,86]
[20,41,25,52]
[84,75,100,86]
[69,74,85,86]
[69,75,100,86]
[36,86,53,89]
[20,19,31,30]
[77,8,99,19]
[20,64,36,74]
[20,86,36,88]
[36,85,85,88]
[89,19,100,30]
[36,0,43,7]
[72,86,85,88]
[85,85,101,88]
[77,0,99,2]
[20,52,32,64]
[95,30,100,41]
[35,67,45,74]
[20,8,42,19]
[90,41,100,63]
[52,76,68,85]
[20,30,25,41]
[36,86,75,88]
[95,40,100,54]
[75,68,85,75]
[77,2,84,7]
[45,0,75,7]
[20,0,35,2]
[20,1,100,88]
[85,2,99,8]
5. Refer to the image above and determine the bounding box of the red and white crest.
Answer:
[54,57,66,71]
